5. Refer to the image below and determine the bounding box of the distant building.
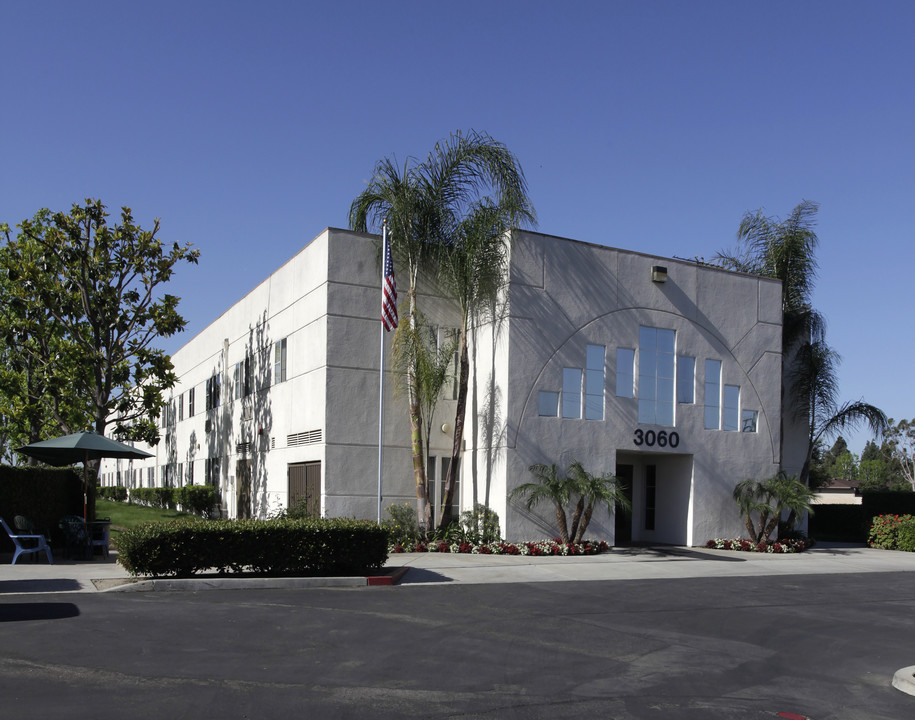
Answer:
[101,227,804,545]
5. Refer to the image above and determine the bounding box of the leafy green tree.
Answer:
[350,130,535,530]
[858,457,888,491]
[0,200,198,446]
[829,450,858,483]
[733,472,815,543]
[882,418,915,491]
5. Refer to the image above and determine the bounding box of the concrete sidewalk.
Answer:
[3,542,915,595]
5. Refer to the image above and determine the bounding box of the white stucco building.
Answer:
[102,227,803,545]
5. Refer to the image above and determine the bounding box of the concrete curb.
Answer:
[892,665,915,696]
[99,566,411,593]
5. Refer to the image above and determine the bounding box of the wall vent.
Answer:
[287,429,322,447]
[235,442,251,454]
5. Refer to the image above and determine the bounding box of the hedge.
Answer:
[116,517,390,577]
[0,465,85,549]
[99,486,128,502]
[868,514,915,552]
[129,485,217,517]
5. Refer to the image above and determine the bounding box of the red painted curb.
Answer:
[366,567,409,586]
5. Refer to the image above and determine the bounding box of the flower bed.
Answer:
[390,538,610,556]
[705,537,813,553]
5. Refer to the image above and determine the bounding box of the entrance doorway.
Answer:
[615,463,634,546]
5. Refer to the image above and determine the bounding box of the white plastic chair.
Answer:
[1,516,54,565]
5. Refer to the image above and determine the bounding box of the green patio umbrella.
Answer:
[17,430,153,520]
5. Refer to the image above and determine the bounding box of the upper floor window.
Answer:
[677,356,695,404]
[704,359,721,429]
[585,345,605,421]
[638,327,675,426]
[723,384,740,431]
[562,368,582,419]
[615,348,635,398]
[274,338,288,384]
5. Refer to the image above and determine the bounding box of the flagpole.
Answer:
[377,220,387,523]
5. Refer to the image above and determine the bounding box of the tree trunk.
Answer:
[555,504,570,544]
[439,330,468,529]
[405,286,431,531]
[573,502,594,544]
[568,496,585,543]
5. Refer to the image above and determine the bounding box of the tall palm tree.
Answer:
[437,199,534,528]
[350,130,535,530]
[716,201,886,499]
[509,463,573,544]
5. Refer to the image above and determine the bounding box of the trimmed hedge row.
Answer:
[0,466,84,548]
[99,486,128,502]
[130,485,217,517]
[116,517,389,577]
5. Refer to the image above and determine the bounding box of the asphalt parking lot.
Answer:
[1,564,914,719]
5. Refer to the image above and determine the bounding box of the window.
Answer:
[638,327,675,426]
[274,338,287,384]
[178,463,184,485]
[234,362,243,400]
[561,368,582,419]
[538,391,559,417]
[188,387,195,417]
[206,374,220,410]
[723,385,740,431]
[244,355,252,397]
[677,356,695,404]
[616,348,634,398]
[742,409,758,433]
[704,360,721,429]
[187,461,194,484]
[205,457,220,489]
[585,345,605,420]
[178,393,184,422]
[645,465,657,530]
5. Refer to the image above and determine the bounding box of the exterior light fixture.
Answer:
[441,422,451,434]
[651,265,668,283]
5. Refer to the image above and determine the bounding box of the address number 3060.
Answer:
[633,429,680,448]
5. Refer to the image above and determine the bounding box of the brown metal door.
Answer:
[236,459,252,519]
[288,461,321,517]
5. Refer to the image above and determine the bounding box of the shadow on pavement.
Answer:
[0,579,84,594]
[398,568,454,584]
[0,602,81,622]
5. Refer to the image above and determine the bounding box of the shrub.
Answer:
[383,503,421,548]
[131,487,176,509]
[460,503,501,544]
[99,486,129,502]
[117,517,389,577]
[868,514,915,550]
[173,485,217,517]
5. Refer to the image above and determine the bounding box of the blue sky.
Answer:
[2,1,912,454]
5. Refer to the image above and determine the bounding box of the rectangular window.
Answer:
[538,391,559,417]
[234,362,243,400]
[188,387,195,417]
[742,409,758,433]
[638,327,675,426]
[206,375,220,410]
[616,348,634,398]
[723,385,740,431]
[704,359,721,429]
[677,356,695,404]
[178,393,184,422]
[645,465,657,531]
[244,355,252,397]
[585,344,605,421]
[274,338,287,384]
[187,461,194,485]
[178,463,184,486]
[562,368,582,419]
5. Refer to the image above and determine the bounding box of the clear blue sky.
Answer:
[2,1,912,455]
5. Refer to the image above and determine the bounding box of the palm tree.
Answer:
[509,463,573,544]
[437,200,534,528]
[566,460,630,543]
[716,201,887,501]
[733,472,816,543]
[351,130,535,530]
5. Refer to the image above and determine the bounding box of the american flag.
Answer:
[381,229,397,331]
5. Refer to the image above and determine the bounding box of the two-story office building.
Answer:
[101,227,802,545]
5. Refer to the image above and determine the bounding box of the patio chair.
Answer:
[59,515,91,560]
[1,516,54,565]
[90,517,111,558]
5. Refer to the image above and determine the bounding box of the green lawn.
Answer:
[96,498,197,548]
